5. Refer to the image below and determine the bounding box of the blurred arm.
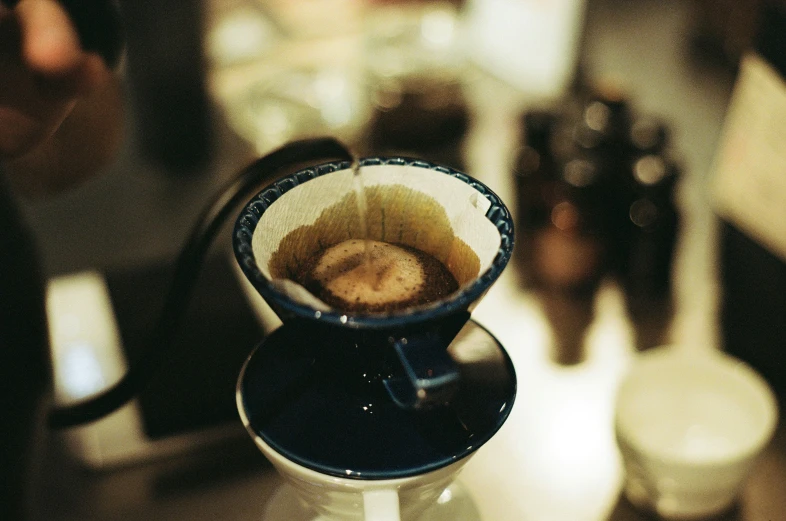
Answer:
[0,0,124,198]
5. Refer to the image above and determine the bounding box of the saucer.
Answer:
[261,480,482,521]
[238,320,516,480]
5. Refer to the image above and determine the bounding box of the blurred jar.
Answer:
[572,86,633,179]
[369,78,469,169]
[530,157,610,292]
[514,109,560,286]
[514,109,560,231]
[231,63,372,153]
[628,115,669,157]
[364,2,471,168]
[689,0,764,69]
[619,154,681,305]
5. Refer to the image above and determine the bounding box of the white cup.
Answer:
[615,346,779,520]
[238,396,471,521]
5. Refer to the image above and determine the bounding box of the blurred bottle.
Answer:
[712,0,786,394]
[617,113,679,299]
[369,79,469,170]
[628,115,669,157]
[120,0,214,173]
[515,100,623,292]
[620,154,680,306]
[513,109,559,285]
[540,289,594,365]
[530,156,610,292]
[689,0,764,69]
[574,86,633,163]
[514,110,559,231]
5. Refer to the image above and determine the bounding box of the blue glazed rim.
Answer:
[232,157,515,329]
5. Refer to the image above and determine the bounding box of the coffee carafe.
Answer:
[231,142,517,520]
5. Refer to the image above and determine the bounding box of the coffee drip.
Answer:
[351,159,375,286]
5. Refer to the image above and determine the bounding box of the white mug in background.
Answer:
[615,346,779,520]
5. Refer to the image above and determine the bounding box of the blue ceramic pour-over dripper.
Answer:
[232,150,516,480]
[233,156,514,410]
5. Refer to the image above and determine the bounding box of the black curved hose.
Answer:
[48,137,353,428]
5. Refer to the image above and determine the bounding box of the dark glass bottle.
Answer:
[715,0,786,395]
[573,86,633,170]
[120,0,214,173]
[530,156,610,292]
[572,89,636,270]
[620,154,680,305]
[628,116,669,157]
[514,110,559,231]
[513,110,560,285]
[369,79,469,171]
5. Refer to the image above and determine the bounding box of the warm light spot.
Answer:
[551,202,579,231]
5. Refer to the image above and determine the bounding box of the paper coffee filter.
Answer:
[251,164,500,310]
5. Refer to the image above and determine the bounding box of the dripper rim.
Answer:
[232,156,515,329]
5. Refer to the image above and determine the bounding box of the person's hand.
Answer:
[0,0,110,157]
[0,0,123,197]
